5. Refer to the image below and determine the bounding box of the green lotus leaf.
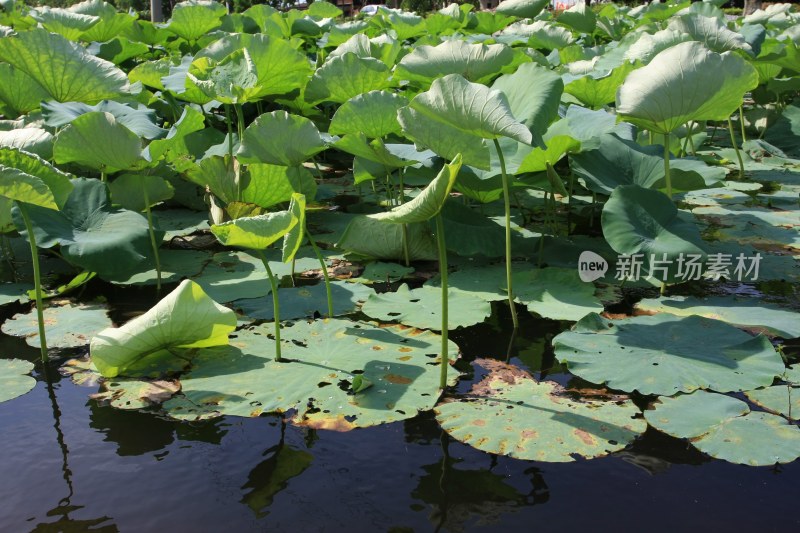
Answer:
[112,249,210,286]
[667,14,752,54]
[108,174,175,212]
[514,21,576,51]
[240,164,316,209]
[42,100,166,141]
[182,155,238,205]
[307,0,342,18]
[337,216,438,261]
[745,366,800,421]
[162,318,459,429]
[90,279,236,378]
[0,64,50,117]
[0,282,32,305]
[513,268,602,321]
[0,359,36,404]
[764,100,800,158]
[145,106,207,163]
[329,91,408,139]
[188,48,260,104]
[436,359,646,462]
[211,209,298,251]
[281,193,305,263]
[554,313,785,396]
[645,390,800,466]
[91,378,181,410]
[469,11,517,34]
[0,147,73,210]
[347,262,414,285]
[165,0,226,41]
[370,155,462,224]
[234,280,373,321]
[564,61,637,109]
[0,128,53,160]
[79,7,137,43]
[362,283,490,330]
[2,301,112,349]
[90,36,150,65]
[29,6,99,40]
[128,58,171,91]
[305,53,391,105]
[12,177,156,280]
[517,134,580,174]
[237,111,326,167]
[623,29,692,64]
[123,19,172,46]
[333,134,415,168]
[395,40,515,87]
[53,111,144,173]
[495,0,549,18]
[0,27,129,104]
[636,296,800,339]
[557,3,596,34]
[601,185,706,281]
[616,41,759,134]
[398,74,533,169]
[371,8,426,41]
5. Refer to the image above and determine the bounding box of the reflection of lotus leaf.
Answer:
[0,359,36,404]
[436,359,645,462]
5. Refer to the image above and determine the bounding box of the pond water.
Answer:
[2,297,799,532]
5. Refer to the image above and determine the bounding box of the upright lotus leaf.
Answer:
[333,134,415,169]
[397,74,533,170]
[2,301,112,349]
[53,111,144,173]
[0,128,53,160]
[557,3,596,34]
[0,147,73,210]
[563,61,638,109]
[161,56,214,105]
[242,164,316,209]
[436,359,646,462]
[512,21,576,51]
[163,319,459,428]
[305,53,391,105]
[237,111,326,167]
[211,207,298,251]
[29,6,99,40]
[0,28,129,104]
[623,29,692,64]
[601,185,706,281]
[183,156,238,205]
[516,134,581,174]
[329,91,408,139]
[370,8,426,41]
[495,0,549,19]
[0,64,50,117]
[145,106,206,162]
[394,40,515,87]
[42,100,166,141]
[189,48,259,104]
[745,366,800,421]
[165,0,226,42]
[79,6,137,43]
[281,193,305,263]
[645,390,800,466]
[108,174,175,212]
[12,177,155,280]
[307,0,341,18]
[668,14,752,54]
[553,313,785,396]
[616,42,759,135]
[90,279,236,378]
[0,359,36,404]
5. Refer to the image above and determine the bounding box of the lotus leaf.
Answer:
[557,3,596,34]
[623,29,692,64]
[0,359,36,404]
[2,301,112,349]
[395,40,515,86]
[234,281,373,320]
[53,112,144,173]
[91,378,181,410]
[554,313,785,396]
[29,6,99,40]
[329,91,407,139]
[108,174,174,212]
[513,268,603,321]
[495,0,549,19]
[0,147,74,210]
[163,318,459,429]
[563,62,637,110]
[0,282,32,305]
[211,209,297,251]
[337,217,438,261]
[0,128,53,160]
[645,390,800,466]
[305,53,391,105]
[347,262,413,285]
[0,64,50,117]
[745,366,800,421]
[237,111,326,167]
[165,0,226,41]
[113,249,210,286]
[668,14,752,54]
[435,359,646,462]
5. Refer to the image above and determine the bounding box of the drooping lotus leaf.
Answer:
[361,284,491,330]
[29,6,99,40]
[237,111,326,167]
[556,2,596,34]
[2,301,112,349]
[329,91,408,139]
[165,0,226,41]
[281,193,305,263]
[601,185,706,281]
[162,318,460,429]
[0,359,36,404]
[0,147,74,210]
[495,0,549,19]
[305,53,391,105]
[563,61,637,110]
[397,74,533,169]
[644,390,800,466]
[90,279,236,378]
[337,217,438,261]
[554,313,785,396]
[0,28,129,104]
[745,366,800,421]
[0,128,54,160]
[636,296,800,339]
[394,40,515,86]
[667,14,752,54]
[513,268,603,321]
[616,41,759,134]
[0,64,50,117]
[53,112,144,173]
[436,359,646,462]
[234,281,373,321]
[12,177,155,281]
[108,174,175,212]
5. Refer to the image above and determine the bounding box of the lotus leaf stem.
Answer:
[225,104,234,166]
[18,204,48,362]
[739,106,747,144]
[493,138,518,329]
[142,186,162,293]
[434,213,449,390]
[727,118,745,179]
[305,222,334,318]
[663,133,672,199]
[256,250,282,362]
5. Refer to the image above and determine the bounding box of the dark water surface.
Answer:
[2,301,799,533]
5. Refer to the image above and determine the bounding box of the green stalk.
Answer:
[493,138,518,329]
[18,204,47,362]
[256,250,282,362]
[305,222,333,318]
[225,104,234,166]
[727,118,745,179]
[739,106,747,144]
[435,214,449,390]
[142,187,162,293]
[663,133,672,199]
[401,223,410,267]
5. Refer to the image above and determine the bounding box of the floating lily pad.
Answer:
[347,262,414,285]
[513,268,603,321]
[553,313,785,396]
[112,249,211,286]
[0,282,32,306]
[0,359,36,404]
[2,301,111,349]
[435,359,646,462]
[636,295,800,339]
[361,284,491,330]
[744,366,800,420]
[644,390,800,466]
[91,378,181,410]
[233,281,373,320]
[163,318,460,430]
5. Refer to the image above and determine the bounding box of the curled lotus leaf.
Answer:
[435,359,646,462]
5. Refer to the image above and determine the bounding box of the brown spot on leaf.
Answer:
[574,429,595,446]
[398,355,412,361]
[521,430,538,439]
[384,373,412,385]
[472,419,486,427]
[399,347,412,353]
[372,345,383,350]
[299,414,356,432]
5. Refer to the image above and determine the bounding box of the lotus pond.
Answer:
[1,0,800,529]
